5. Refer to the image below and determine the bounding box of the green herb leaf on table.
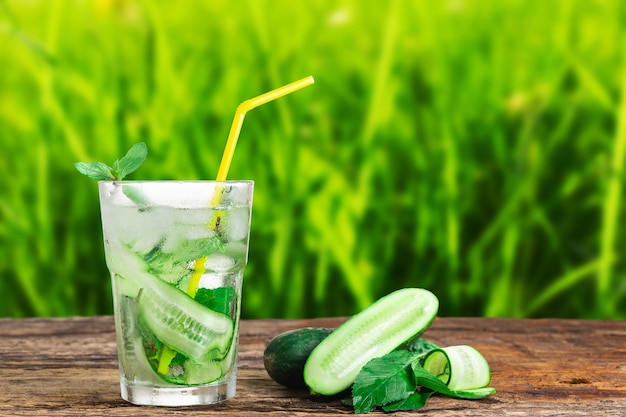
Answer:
[398,337,440,368]
[382,390,433,412]
[352,350,416,413]
[348,343,495,413]
[400,337,440,355]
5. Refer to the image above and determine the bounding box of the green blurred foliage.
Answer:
[1,0,625,319]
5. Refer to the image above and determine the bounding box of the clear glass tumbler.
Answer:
[98,180,253,406]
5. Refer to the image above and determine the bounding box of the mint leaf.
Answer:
[74,161,115,180]
[170,352,188,367]
[111,142,147,179]
[74,142,147,181]
[382,390,432,412]
[400,337,440,355]
[195,287,236,315]
[348,345,495,413]
[398,338,440,369]
[352,350,416,413]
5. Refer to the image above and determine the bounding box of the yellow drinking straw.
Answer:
[189,75,315,296]
[158,76,315,375]
[187,75,315,294]
[216,75,315,181]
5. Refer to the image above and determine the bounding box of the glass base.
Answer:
[121,377,236,406]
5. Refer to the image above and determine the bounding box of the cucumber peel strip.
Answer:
[412,365,495,399]
[418,346,495,398]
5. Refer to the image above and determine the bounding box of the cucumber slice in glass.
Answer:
[110,240,235,362]
[137,277,234,361]
[182,359,223,385]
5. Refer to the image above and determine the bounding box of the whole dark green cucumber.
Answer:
[264,327,334,388]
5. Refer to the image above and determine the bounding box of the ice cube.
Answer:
[110,206,164,248]
[221,207,250,242]
[220,184,252,206]
[161,228,216,253]
[174,208,215,227]
[184,227,217,241]
[203,253,236,272]
[223,241,248,266]
[130,235,164,254]
[160,232,183,254]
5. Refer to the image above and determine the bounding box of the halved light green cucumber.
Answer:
[303,288,439,396]
[423,345,491,391]
[137,272,234,362]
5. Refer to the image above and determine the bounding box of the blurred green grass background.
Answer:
[1,0,625,320]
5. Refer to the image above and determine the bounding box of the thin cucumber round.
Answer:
[423,345,491,391]
[303,288,439,396]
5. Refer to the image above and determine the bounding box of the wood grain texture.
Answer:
[0,316,625,416]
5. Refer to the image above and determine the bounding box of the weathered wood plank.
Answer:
[0,316,624,416]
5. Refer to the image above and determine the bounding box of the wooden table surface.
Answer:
[0,316,625,416]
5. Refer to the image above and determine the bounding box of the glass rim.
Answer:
[97,180,254,185]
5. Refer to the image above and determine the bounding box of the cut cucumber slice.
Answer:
[137,275,234,362]
[107,239,235,362]
[117,296,173,386]
[182,359,222,385]
[423,345,491,391]
[154,353,223,386]
[108,235,236,383]
[303,288,439,396]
